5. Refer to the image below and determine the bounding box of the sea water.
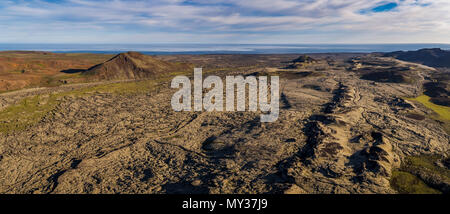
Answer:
[0,43,449,55]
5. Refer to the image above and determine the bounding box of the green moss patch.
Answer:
[406,95,450,134]
[0,94,59,133]
[406,95,450,120]
[0,80,159,134]
[390,155,449,194]
[404,155,450,179]
[390,171,441,194]
[0,67,194,134]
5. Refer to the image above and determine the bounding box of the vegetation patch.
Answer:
[406,95,450,120]
[0,76,175,134]
[0,94,59,133]
[406,94,450,134]
[404,155,450,179]
[390,170,441,194]
[390,155,449,194]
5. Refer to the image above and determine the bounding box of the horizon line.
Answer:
[1,42,450,45]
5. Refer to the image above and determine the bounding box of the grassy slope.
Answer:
[405,94,450,135]
[0,80,157,133]
[0,67,195,134]
[390,155,449,194]
[390,95,450,194]
[390,171,441,194]
[407,95,450,120]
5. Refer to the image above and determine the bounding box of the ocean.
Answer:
[0,43,449,55]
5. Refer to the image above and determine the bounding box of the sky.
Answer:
[0,0,449,44]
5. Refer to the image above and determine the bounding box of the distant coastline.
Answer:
[1,43,450,55]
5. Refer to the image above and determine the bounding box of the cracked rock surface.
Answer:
[0,54,448,194]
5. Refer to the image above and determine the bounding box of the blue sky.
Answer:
[0,0,448,44]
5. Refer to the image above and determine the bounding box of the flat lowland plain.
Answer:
[0,52,448,194]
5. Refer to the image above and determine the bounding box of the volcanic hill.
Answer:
[285,55,318,69]
[83,51,192,80]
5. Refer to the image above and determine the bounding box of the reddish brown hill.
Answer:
[83,52,192,80]
[0,51,112,92]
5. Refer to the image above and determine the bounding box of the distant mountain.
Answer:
[385,48,450,106]
[384,48,450,68]
[83,51,191,80]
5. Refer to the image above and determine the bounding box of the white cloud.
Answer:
[0,0,448,43]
